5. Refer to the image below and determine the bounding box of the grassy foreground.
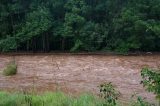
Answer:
[0,91,105,106]
[0,91,155,106]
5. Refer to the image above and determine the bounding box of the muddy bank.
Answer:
[0,54,160,103]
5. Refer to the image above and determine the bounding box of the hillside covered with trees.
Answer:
[0,0,160,53]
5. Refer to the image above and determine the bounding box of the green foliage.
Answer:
[0,92,104,106]
[141,67,160,101]
[0,0,160,52]
[3,62,17,76]
[0,5,52,52]
[99,82,120,106]
[0,80,158,106]
[0,91,156,106]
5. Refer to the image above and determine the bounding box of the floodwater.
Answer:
[0,54,160,103]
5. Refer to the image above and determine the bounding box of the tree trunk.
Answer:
[46,32,50,52]
[27,40,30,51]
[42,35,45,52]
[10,13,18,52]
[62,37,65,51]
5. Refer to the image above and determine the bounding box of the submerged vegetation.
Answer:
[0,0,160,53]
[3,62,17,76]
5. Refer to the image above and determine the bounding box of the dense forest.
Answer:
[0,0,160,53]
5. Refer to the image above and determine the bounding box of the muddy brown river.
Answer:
[0,54,160,103]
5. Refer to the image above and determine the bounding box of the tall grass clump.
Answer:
[3,62,17,76]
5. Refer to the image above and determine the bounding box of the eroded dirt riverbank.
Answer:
[0,54,160,103]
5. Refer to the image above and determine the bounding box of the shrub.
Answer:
[3,62,17,76]
[141,67,160,105]
[99,82,120,106]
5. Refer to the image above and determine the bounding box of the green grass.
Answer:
[3,62,17,76]
[0,91,156,106]
[0,92,104,106]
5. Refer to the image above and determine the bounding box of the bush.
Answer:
[141,67,160,105]
[3,62,17,76]
[99,82,120,106]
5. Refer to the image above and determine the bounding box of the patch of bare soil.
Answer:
[0,54,160,103]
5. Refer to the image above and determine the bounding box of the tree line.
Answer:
[0,0,160,53]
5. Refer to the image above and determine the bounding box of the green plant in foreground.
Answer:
[0,92,104,106]
[129,94,155,106]
[0,91,157,106]
[99,82,120,106]
[3,62,17,76]
[141,67,160,105]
